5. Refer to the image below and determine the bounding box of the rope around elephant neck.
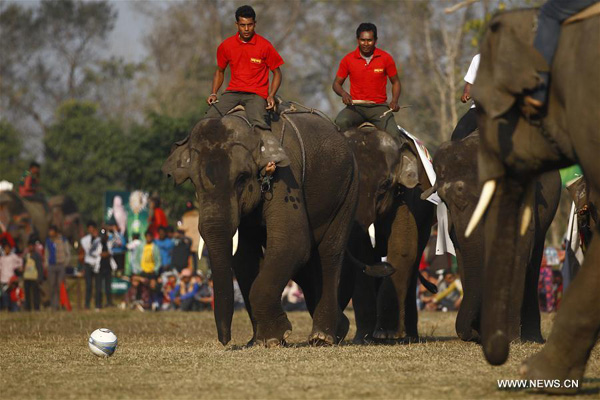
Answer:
[279,113,306,186]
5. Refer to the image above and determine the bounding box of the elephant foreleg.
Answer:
[521,233,600,388]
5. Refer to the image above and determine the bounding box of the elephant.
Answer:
[466,8,600,385]
[420,133,560,343]
[162,108,360,346]
[339,124,435,343]
[0,190,51,251]
[49,195,83,245]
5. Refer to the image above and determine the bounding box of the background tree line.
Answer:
[0,0,540,223]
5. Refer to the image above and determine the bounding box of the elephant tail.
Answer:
[419,272,438,294]
[345,249,395,278]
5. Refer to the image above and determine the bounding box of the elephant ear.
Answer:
[255,127,290,170]
[162,136,192,185]
[393,146,419,189]
[473,12,549,119]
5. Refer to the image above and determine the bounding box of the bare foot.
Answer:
[265,161,276,176]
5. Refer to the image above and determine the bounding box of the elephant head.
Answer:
[162,116,288,345]
[467,10,580,365]
[343,127,422,230]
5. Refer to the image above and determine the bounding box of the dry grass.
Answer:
[1,310,598,399]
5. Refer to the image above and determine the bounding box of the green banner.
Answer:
[559,165,582,187]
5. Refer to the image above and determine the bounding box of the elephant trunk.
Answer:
[481,178,524,365]
[202,219,235,346]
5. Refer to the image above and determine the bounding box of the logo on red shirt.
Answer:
[373,68,384,73]
[250,58,262,64]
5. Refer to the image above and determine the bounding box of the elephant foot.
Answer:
[372,328,402,341]
[352,333,376,345]
[520,349,585,394]
[264,330,292,348]
[520,332,545,344]
[308,330,336,346]
[256,314,293,346]
[335,313,350,344]
[399,335,420,344]
[457,328,481,343]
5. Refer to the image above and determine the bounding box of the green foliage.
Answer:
[44,100,126,222]
[123,111,204,222]
[0,120,26,185]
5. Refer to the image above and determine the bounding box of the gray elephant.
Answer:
[0,190,51,251]
[339,125,435,343]
[467,8,600,386]
[162,109,359,346]
[421,133,560,343]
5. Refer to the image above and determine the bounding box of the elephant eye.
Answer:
[378,179,391,192]
[236,172,250,187]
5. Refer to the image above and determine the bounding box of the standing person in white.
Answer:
[451,54,480,141]
[80,221,100,309]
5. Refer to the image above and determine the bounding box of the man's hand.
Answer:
[389,100,400,112]
[460,92,471,103]
[207,94,218,105]
[266,95,276,110]
[342,92,353,106]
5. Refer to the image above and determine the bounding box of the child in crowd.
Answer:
[140,230,161,280]
[22,239,44,311]
[161,273,177,310]
[154,226,174,275]
[7,276,24,311]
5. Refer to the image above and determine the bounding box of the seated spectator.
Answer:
[417,269,437,310]
[22,239,44,311]
[161,273,178,310]
[194,273,214,311]
[233,277,244,311]
[170,268,199,311]
[124,275,150,311]
[281,281,306,311]
[155,226,174,275]
[1,241,23,311]
[538,255,555,312]
[171,229,192,273]
[430,271,463,311]
[149,277,163,311]
[7,275,24,311]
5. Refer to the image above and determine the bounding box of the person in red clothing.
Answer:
[148,198,168,239]
[332,23,407,143]
[18,162,41,198]
[205,5,285,175]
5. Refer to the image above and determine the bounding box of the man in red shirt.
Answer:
[332,23,405,140]
[205,5,284,175]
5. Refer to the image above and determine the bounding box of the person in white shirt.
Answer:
[80,221,100,309]
[451,54,480,141]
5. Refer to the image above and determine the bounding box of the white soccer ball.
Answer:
[88,328,118,357]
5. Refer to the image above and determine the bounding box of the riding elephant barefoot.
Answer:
[339,125,435,343]
[163,109,358,347]
[467,8,600,390]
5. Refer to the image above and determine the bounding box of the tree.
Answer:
[123,112,200,221]
[44,100,126,221]
[0,0,143,139]
[0,120,26,185]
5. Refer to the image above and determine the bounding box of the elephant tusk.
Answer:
[465,180,496,238]
[368,224,376,248]
[520,185,534,236]
[198,235,205,261]
[232,229,239,256]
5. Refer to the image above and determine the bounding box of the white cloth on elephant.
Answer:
[400,127,455,256]
[464,54,480,109]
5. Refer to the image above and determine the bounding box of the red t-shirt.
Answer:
[217,33,284,99]
[336,47,398,104]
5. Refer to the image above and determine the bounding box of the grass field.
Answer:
[1,309,598,399]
